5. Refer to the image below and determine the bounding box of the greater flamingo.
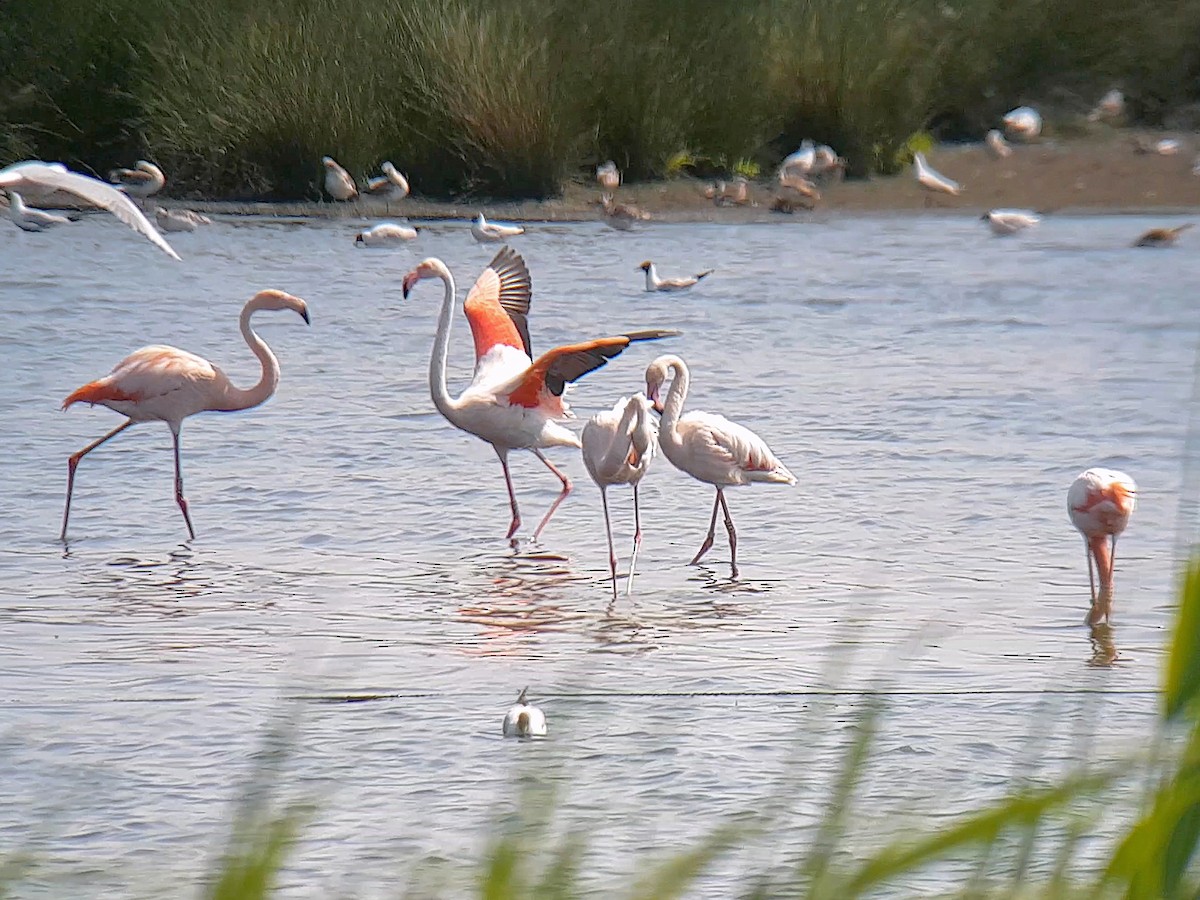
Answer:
[60,290,311,540]
[0,161,179,259]
[582,393,657,597]
[322,157,358,200]
[1068,468,1137,625]
[109,160,166,200]
[401,247,676,542]
[365,161,410,206]
[502,687,547,737]
[645,354,795,578]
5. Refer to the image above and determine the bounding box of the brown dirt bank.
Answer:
[165,132,1200,222]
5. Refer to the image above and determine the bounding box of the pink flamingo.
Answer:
[401,247,675,542]
[645,354,795,578]
[60,290,311,540]
[582,393,657,597]
[1068,467,1137,624]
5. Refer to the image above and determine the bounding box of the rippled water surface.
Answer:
[1,213,1197,896]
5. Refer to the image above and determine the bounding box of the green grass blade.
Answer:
[1164,559,1200,721]
[204,807,304,900]
[626,824,741,900]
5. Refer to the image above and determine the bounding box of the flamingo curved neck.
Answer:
[428,262,464,421]
[218,300,281,411]
[657,355,689,451]
[601,399,647,473]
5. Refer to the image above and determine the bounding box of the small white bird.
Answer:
[646,355,795,579]
[354,221,420,246]
[5,190,73,231]
[582,393,658,597]
[0,161,179,259]
[981,209,1040,235]
[913,152,962,200]
[154,207,212,233]
[1156,138,1181,156]
[109,160,166,199]
[365,161,410,202]
[638,260,714,292]
[502,687,547,737]
[1003,106,1042,141]
[1068,468,1136,625]
[985,129,1012,159]
[471,213,525,243]
[1089,89,1125,123]
[597,160,621,193]
[322,156,358,201]
[780,140,816,177]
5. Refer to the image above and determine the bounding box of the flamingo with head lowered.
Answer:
[60,290,311,540]
[1068,467,1137,624]
[401,247,676,542]
[645,354,795,578]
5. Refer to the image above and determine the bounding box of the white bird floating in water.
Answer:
[913,152,962,201]
[322,156,358,201]
[502,688,548,737]
[985,129,1012,159]
[1067,468,1136,625]
[154,207,212,233]
[471,213,525,243]
[355,221,420,246]
[109,160,166,200]
[981,209,1040,236]
[0,161,179,259]
[638,260,714,292]
[582,393,658,598]
[365,161,410,202]
[1002,106,1042,141]
[5,190,74,231]
[597,160,621,193]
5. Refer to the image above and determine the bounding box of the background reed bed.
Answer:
[2,0,1199,198]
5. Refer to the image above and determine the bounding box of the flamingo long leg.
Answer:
[531,449,572,541]
[171,425,195,540]
[718,488,739,579]
[601,487,617,599]
[628,484,643,596]
[1084,538,1097,605]
[61,419,134,540]
[496,449,521,540]
[690,491,721,565]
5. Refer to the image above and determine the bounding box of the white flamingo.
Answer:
[985,129,1012,159]
[1068,468,1137,625]
[401,247,675,541]
[0,161,179,259]
[645,355,795,578]
[582,394,657,597]
[597,161,621,193]
[365,161,410,204]
[322,156,358,201]
[913,152,962,202]
[109,160,166,200]
[1003,106,1042,141]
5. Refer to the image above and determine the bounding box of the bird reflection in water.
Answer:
[77,544,226,617]
[1087,622,1119,668]
[455,549,588,654]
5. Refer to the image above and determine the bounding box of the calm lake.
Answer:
[1,212,1196,897]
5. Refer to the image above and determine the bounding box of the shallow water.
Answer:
[0,212,1196,897]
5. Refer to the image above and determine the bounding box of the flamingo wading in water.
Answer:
[645,354,795,578]
[60,290,311,540]
[582,393,657,597]
[401,247,676,542]
[1068,468,1137,625]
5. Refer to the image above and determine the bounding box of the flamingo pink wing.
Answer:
[463,246,532,361]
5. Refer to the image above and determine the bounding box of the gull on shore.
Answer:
[913,152,961,202]
[365,161,410,203]
[1134,223,1193,247]
[811,144,846,179]
[0,161,179,259]
[1003,106,1042,141]
[471,213,524,243]
[597,160,621,193]
[109,160,166,200]
[322,156,358,201]
[985,129,1012,159]
[355,221,420,246]
[1089,89,1125,123]
[154,207,212,233]
[981,209,1040,235]
[780,139,816,178]
[5,190,74,231]
[705,176,750,207]
[638,260,713,292]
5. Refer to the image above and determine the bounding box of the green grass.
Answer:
[3,0,1200,197]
